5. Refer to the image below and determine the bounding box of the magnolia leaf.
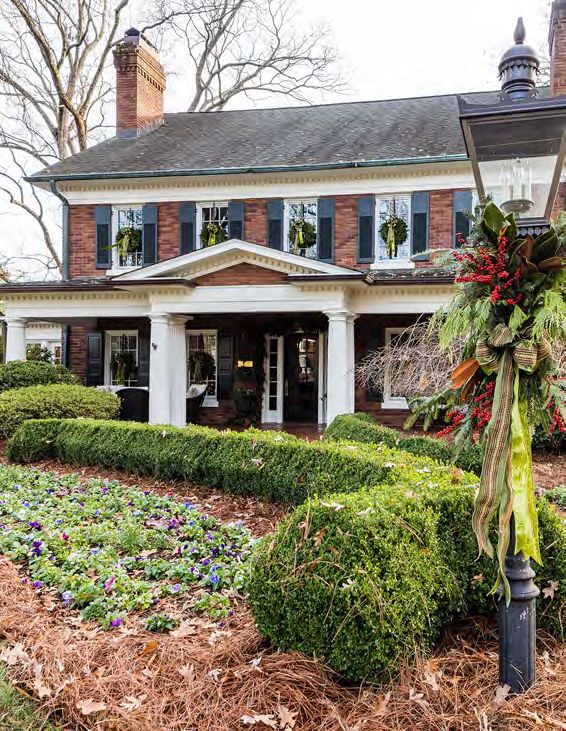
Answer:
[277,705,298,729]
[482,201,506,235]
[241,714,278,728]
[451,357,480,389]
[77,698,107,715]
[542,580,560,600]
[537,256,564,272]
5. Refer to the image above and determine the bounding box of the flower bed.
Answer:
[0,466,253,629]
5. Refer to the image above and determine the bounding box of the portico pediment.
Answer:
[111,239,359,283]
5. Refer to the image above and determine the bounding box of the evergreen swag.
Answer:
[379,215,408,258]
[422,201,565,598]
[289,218,316,253]
[114,226,142,256]
[200,222,228,248]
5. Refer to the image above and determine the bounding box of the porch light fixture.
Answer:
[459,18,566,233]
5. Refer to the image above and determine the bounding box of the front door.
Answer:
[284,333,318,422]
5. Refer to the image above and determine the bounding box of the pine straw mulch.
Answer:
[0,559,564,731]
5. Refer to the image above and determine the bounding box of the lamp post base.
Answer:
[498,520,540,693]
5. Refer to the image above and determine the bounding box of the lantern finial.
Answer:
[499,19,540,101]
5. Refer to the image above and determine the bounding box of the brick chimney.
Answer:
[549,0,566,95]
[113,28,166,138]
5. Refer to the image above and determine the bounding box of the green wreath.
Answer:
[114,226,142,257]
[200,222,228,248]
[380,215,408,258]
[289,219,316,253]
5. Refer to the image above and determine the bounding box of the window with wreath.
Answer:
[187,331,218,404]
[376,196,411,261]
[106,332,139,386]
[198,204,229,248]
[113,207,143,268]
[285,200,318,258]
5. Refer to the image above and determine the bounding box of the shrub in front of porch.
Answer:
[0,386,120,439]
[0,360,77,393]
[324,413,483,476]
[6,418,476,504]
[248,485,565,682]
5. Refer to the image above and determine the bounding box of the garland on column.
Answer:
[427,202,565,600]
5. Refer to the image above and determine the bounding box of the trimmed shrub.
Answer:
[325,413,483,476]
[0,386,120,438]
[6,419,476,504]
[249,485,565,681]
[0,360,77,392]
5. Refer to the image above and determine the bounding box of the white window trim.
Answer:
[187,329,219,407]
[372,194,415,270]
[104,330,139,387]
[107,205,144,275]
[283,198,318,256]
[382,327,409,410]
[195,203,229,250]
[262,334,284,423]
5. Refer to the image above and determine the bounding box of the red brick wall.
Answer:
[334,195,360,269]
[113,40,165,136]
[69,205,98,278]
[244,199,267,245]
[158,202,181,261]
[424,189,454,267]
[68,325,87,382]
[550,3,566,96]
[194,263,284,285]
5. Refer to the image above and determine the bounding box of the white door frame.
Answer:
[262,334,284,424]
[382,327,409,409]
[318,331,327,424]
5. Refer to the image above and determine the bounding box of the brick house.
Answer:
[2,5,566,428]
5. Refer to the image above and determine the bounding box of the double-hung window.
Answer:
[196,204,229,248]
[187,330,218,406]
[284,200,318,259]
[375,195,412,266]
[112,206,143,269]
[105,331,139,386]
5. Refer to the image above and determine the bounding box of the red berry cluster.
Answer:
[551,406,566,434]
[454,236,523,307]
[470,380,495,429]
[438,409,465,438]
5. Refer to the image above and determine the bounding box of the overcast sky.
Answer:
[0,0,554,274]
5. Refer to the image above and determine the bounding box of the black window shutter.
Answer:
[317,197,335,262]
[365,328,384,402]
[179,202,197,254]
[137,329,150,387]
[95,205,112,269]
[411,192,430,260]
[266,199,283,250]
[142,203,158,265]
[454,191,473,247]
[86,333,104,386]
[228,201,245,240]
[217,333,233,399]
[357,196,375,263]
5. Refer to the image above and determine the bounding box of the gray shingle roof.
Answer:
[28,90,514,182]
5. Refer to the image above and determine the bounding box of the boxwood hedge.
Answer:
[0,386,120,439]
[6,418,476,504]
[325,413,483,476]
[249,486,565,681]
[0,360,77,392]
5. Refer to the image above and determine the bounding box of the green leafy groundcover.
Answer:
[0,466,253,629]
[5,419,477,504]
[324,413,483,475]
[249,485,565,682]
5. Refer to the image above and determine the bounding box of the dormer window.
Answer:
[284,200,318,258]
[112,206,143,268]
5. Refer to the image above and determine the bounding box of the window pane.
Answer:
[188,333,217,398]
[288,201,318,258]
[109,333,138,386]
[377,197,411,261]
[116,208,143,267]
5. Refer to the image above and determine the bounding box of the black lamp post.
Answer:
[458,18,566,694]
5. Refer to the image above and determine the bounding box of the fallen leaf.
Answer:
[178,664,194,680]
[77,698,107,715]
[208,668,222,681]
[0,643,29,666]
[249,657,263,671]
[171,621,197,638]
[493,684,511,707]
[119,695,146,712]
[423,670,442,691]
[139,640,158,657]
[542,580,560,600]
[472,573,484,586]
[320,501,346,511]
[375,691,390,717]
[409,688,429,709]
[241,714,278,728]
[314,529,326,547]
[277,705,298,729]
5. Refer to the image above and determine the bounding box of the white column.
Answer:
[324,310,357,426]
[169,315,190,427]
[4,318,27,362]
[148,314,190,426]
